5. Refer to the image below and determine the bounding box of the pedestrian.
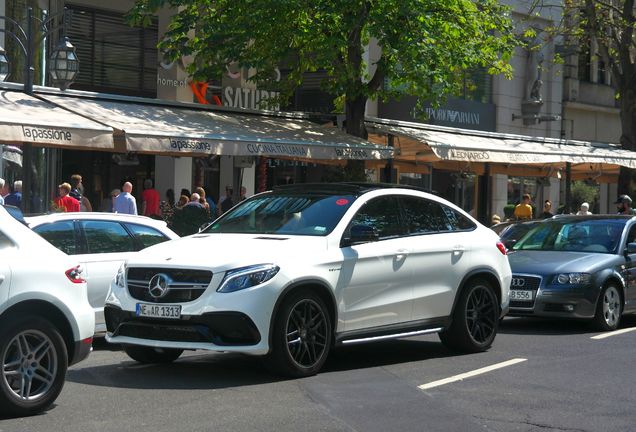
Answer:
[541,200,554,218]
[69,174,93,211]
[615,195,636,215]
[171,193,210,236]
[54,183,80,212]
[113,182,137,215]
[175,194,189,209]
[160,188,176,224]
[513,193,533,220]
[576,202,592,215]
[218,185,234,215]
[203,186,217,216]
[186,192,205,208]
[4,180,22,208]
[141,178,161,218]
[491,214,501,226]
[240,186,248,201]
[99,188,120,212]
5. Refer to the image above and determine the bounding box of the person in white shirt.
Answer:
[576,202,592,216]
[0,178,5,205]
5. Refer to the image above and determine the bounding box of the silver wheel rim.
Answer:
[2,330,58,402]
[285,299,328,369]
[602,286,621,327]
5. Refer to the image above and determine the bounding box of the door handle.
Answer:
[452,245,466,253]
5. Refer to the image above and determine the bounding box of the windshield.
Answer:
[514,219,624,254]
[203,193,357,236]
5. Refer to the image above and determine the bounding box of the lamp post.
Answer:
[0,7,79,212]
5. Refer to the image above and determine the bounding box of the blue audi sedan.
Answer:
[507,215,636,331]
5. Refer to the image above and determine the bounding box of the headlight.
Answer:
[217,264,279,293]
[115,263,126,288]
[555,273,592,285]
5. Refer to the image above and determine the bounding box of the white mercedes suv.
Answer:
[0,206,94,417]
[105,184,511,377]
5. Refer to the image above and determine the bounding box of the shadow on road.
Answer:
[499,315,636,336]
[68,338,460,390]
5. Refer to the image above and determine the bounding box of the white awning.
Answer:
[0,90,114,150]
[40,93,393,160]
[366,117,636,169]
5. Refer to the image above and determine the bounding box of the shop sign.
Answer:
[22,126,72,142]
[222,87,280,110]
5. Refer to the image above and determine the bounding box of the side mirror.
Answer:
[341,224,379,247]
[625,242,636,255]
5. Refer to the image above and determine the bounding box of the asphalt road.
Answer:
[2,316,636,432]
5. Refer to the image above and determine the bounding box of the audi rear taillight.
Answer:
[496,242,507,255]
[65,265,86,284]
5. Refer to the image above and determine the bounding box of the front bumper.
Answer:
[508,285,598,319]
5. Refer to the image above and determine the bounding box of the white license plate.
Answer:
[136,303,182,319]
[510,290,534,301]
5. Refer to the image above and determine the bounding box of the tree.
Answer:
[548,1,636,193]
[130,0,517,176]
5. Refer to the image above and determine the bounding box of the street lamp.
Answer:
[0,7,79,212]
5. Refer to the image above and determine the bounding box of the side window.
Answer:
[32,221,77,255]
[627,225,636,246]
[441,205,477,231]
[348,196,404,240]
[80,220,135,254]
[125,223,170,249]
[400,197,450,234]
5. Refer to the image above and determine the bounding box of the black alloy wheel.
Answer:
[0,316,68,417]
[269,291,332,377]
[439,279,499,353]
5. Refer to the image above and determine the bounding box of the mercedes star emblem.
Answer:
[148,273,171,298]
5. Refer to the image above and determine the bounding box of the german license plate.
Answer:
[136,303,182,319]
[510,290,534,301]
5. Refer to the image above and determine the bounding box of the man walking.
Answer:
[141,179,161,218]
[114,182,137,215]
[4,180,22,208]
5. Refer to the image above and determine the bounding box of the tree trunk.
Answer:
[618,87,636,194]
[343,94,368,181]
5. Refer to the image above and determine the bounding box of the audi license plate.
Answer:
[136,303,182,319]
[510,290,534,301]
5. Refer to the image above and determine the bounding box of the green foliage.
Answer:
[129,0,517,137]
[570,180,598,210]
[503,204,516,219]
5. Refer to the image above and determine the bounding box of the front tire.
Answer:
[592,284,622,331]
[0,316,68,417]
[439,279,499,353]
[123,346,183,364]
[268,290,332,378]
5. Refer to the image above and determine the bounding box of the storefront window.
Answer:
[507,176,538,208]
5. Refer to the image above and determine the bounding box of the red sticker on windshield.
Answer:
[336,199,349,206]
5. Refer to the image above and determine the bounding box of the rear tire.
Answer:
[592,284,622,331]
[267,290,332,378]
[123,346,183,364]
[439,279,499,353]
[0,316,68,417]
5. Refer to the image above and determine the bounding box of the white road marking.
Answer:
[418,358,528,391]
[591,327,636,340]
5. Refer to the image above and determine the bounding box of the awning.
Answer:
[366,117,636,169]
[0,90,114,150]
[40,92,394,160]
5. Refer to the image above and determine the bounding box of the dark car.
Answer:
[507,215,636,330]
[492,219,542,249]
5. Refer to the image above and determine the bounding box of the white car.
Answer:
[26,213,179,333]
[0,206,94,416]
[105,184,511,377]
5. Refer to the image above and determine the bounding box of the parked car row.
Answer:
[3,185,636,418]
